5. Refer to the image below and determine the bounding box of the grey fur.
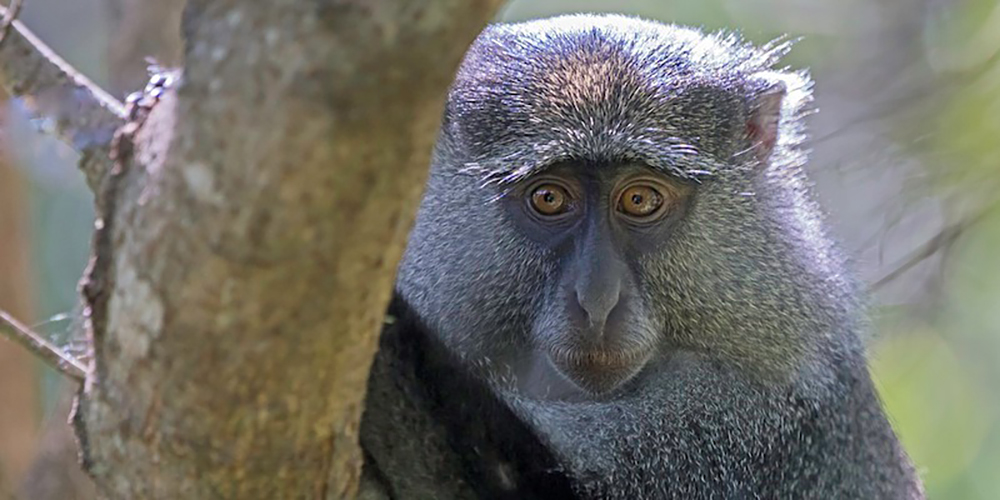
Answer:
[362,14,924,499]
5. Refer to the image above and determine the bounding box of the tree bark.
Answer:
[66,1,503,498]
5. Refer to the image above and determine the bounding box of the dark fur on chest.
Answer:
[361,297,577,500]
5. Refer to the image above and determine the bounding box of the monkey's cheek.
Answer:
[548,351,651,395]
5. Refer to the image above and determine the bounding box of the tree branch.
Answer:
[0,0,23,45]
[0,310,87,382]
[0,4,126,191]
[871,198,1000,291]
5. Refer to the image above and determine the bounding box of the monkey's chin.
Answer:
[548,350,651,395]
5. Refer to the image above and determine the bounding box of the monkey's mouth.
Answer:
[547,349,651,395]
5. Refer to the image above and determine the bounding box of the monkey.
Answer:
[360,14,925,499]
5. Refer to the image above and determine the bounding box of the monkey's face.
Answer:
[500,162,694,395]
[396,157,699,399]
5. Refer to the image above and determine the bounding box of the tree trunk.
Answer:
[68,1,503,498]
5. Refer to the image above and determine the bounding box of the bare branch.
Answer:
[871,199,1000,291]
[0,5,126,191]
[0,310,87,382]
[0,0,23,45]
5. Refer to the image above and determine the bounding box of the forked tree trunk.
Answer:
[1,0,503,497]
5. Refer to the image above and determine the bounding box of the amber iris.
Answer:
[530,184,570,216]
[619,185,663,218]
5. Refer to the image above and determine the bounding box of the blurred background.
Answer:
[0,0,997,498]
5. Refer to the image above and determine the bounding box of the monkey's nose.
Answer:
[575,279,621,330]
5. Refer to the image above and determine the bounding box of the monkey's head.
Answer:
[397,15,859,399]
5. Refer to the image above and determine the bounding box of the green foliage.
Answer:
[872,329,997,498]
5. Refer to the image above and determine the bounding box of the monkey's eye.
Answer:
[617,184,664,219]
[529,183,572,217]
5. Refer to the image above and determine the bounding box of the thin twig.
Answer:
[0,4,127,191]
[0,310,87,382]
[870,199,1000,291]
[0,0,22,45]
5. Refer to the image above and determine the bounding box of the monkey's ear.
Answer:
[746,82,786,163]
